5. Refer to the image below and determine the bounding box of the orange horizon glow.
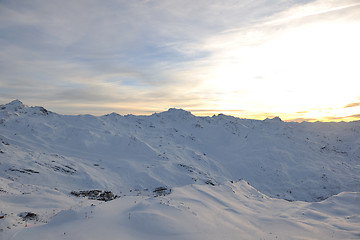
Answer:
[40,101,360,122]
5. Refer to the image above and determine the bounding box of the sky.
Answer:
[0,0,359,122]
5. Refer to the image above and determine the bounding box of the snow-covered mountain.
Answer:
[1,100,359,239]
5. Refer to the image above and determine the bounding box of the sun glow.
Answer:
[194,16,360,121]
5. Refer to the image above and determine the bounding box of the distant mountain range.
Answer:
[1,100,359,239]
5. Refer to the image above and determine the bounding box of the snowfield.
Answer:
[0,100,359,239]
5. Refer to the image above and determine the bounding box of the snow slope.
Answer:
[0,100,359,239]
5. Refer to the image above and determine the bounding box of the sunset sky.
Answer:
[1,0,359,121]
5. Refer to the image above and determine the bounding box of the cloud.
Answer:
[348,114,360,119]
[322,114,360,122]
[344,102,360,108]
[264,1,360,25]
[170,0,360,113]
[285,118,318,122]
[1,0,360,120]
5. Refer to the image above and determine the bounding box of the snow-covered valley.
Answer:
[1,100,359,239]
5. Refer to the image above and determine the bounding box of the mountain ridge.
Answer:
[1,100,359,239]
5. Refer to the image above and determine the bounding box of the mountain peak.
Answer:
[1,99,25,111]
[166,108,194,117]
[0,100,51,115]
[264,116,282,122]
[8,99,24,106]
[152,108,194,120]
[167,108,190,113]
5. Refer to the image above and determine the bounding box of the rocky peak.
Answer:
[1,99,26,111]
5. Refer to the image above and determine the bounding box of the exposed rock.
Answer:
[19,212,38,221]
[70,190,118,201]
[153,186,171,197]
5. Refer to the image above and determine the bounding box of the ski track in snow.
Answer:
[0,100,359,239]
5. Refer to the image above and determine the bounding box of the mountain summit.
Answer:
[1,99,50,116]
[1,99,25,110]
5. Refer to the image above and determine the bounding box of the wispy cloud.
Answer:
[265,1,360,25]
[285,117,318,122]
[348,114,360,119]
[344,102,360,108]
[322,114,360,122]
